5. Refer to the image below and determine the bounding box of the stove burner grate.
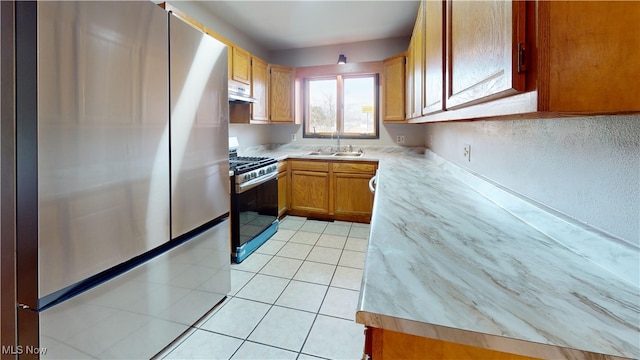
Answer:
[229,156,277,174]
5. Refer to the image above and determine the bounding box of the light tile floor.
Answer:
[158,216,370,360]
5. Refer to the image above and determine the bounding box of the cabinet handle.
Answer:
[518,43,528,73]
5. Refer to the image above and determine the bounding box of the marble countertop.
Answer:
[240,144,640,359]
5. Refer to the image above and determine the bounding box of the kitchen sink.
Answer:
[333,152,364,157]
[307,151,335,156]
[307,151,364,157]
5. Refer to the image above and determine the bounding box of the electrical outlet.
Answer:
[463,144,471,162]
[291,133,296,141]
[396,135,405,145]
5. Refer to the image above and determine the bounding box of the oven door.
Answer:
[231,172,278,260]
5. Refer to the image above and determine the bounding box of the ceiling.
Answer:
[196,1,421,51]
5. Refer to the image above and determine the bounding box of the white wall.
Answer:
[270,37,409,67]
[425,115,640,246]
[229,124,272,151]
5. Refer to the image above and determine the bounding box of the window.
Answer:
[303,74,379,139]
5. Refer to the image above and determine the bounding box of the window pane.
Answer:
[343,76,375,134]
[308,79,337,134]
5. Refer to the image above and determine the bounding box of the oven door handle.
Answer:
[236,171,278,194]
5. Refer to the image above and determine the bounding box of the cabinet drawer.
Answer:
[332,162,377,174]
[290,160,329,172]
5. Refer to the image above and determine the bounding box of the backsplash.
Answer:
[425,151,639,288]
[240,143,426,157]
[425,115,640,246]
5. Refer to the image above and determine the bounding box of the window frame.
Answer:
[302,73,380,140]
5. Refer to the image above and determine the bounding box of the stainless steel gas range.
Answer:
[229,148,279,263]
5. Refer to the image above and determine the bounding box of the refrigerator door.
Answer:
[36,1,170,299]
[169,14,229,239]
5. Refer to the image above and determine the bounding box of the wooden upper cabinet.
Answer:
[423,0,444,115]
[445,0,526,109]
[539,1,640,113]
[269,65,295,123]
[220,39,233,81]
[382,54,406,122]
[231,46,251,85]
[405,40,414,120]
[411,2,425,119]
[250,56,269,123]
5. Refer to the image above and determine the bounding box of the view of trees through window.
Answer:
[305,74,378,138]
[308,79,337,134]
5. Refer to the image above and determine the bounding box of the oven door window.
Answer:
[235,176,278,247]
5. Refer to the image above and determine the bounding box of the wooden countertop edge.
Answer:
[355,311,632,360]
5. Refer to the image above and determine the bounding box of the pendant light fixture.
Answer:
[337,54,347,64]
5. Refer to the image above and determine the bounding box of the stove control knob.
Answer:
[259,169,265,176]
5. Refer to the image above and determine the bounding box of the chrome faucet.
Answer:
[336,131,341,152]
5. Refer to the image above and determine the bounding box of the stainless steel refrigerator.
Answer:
[10,2,230,358]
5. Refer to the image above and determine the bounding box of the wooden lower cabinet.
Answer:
[366,327,539,360]
[290,172,330,215]
[287,159,377,222]
[289,160,331,216]
[277,160,288,218]
[333,162,376,223]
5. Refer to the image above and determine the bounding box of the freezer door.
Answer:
[36,1,170,298]
[40,219,231,359]
[169,14,230,238]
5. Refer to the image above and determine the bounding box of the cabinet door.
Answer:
[333,162,377,223]
[411,2,425,118]
[232,46,251,85]
[251,56,269,123]
[445,0,525,109]
[423,0,445,115]
[541,1,640,112]
[277,162,288,218]
[405,39,414,120]
[269,65,295,123]
[382,54,406,122]
[290,170,330,214]
[334,173,374,222]
[221,40,233,81]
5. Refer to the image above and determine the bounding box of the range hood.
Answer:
[228,79,257,103]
